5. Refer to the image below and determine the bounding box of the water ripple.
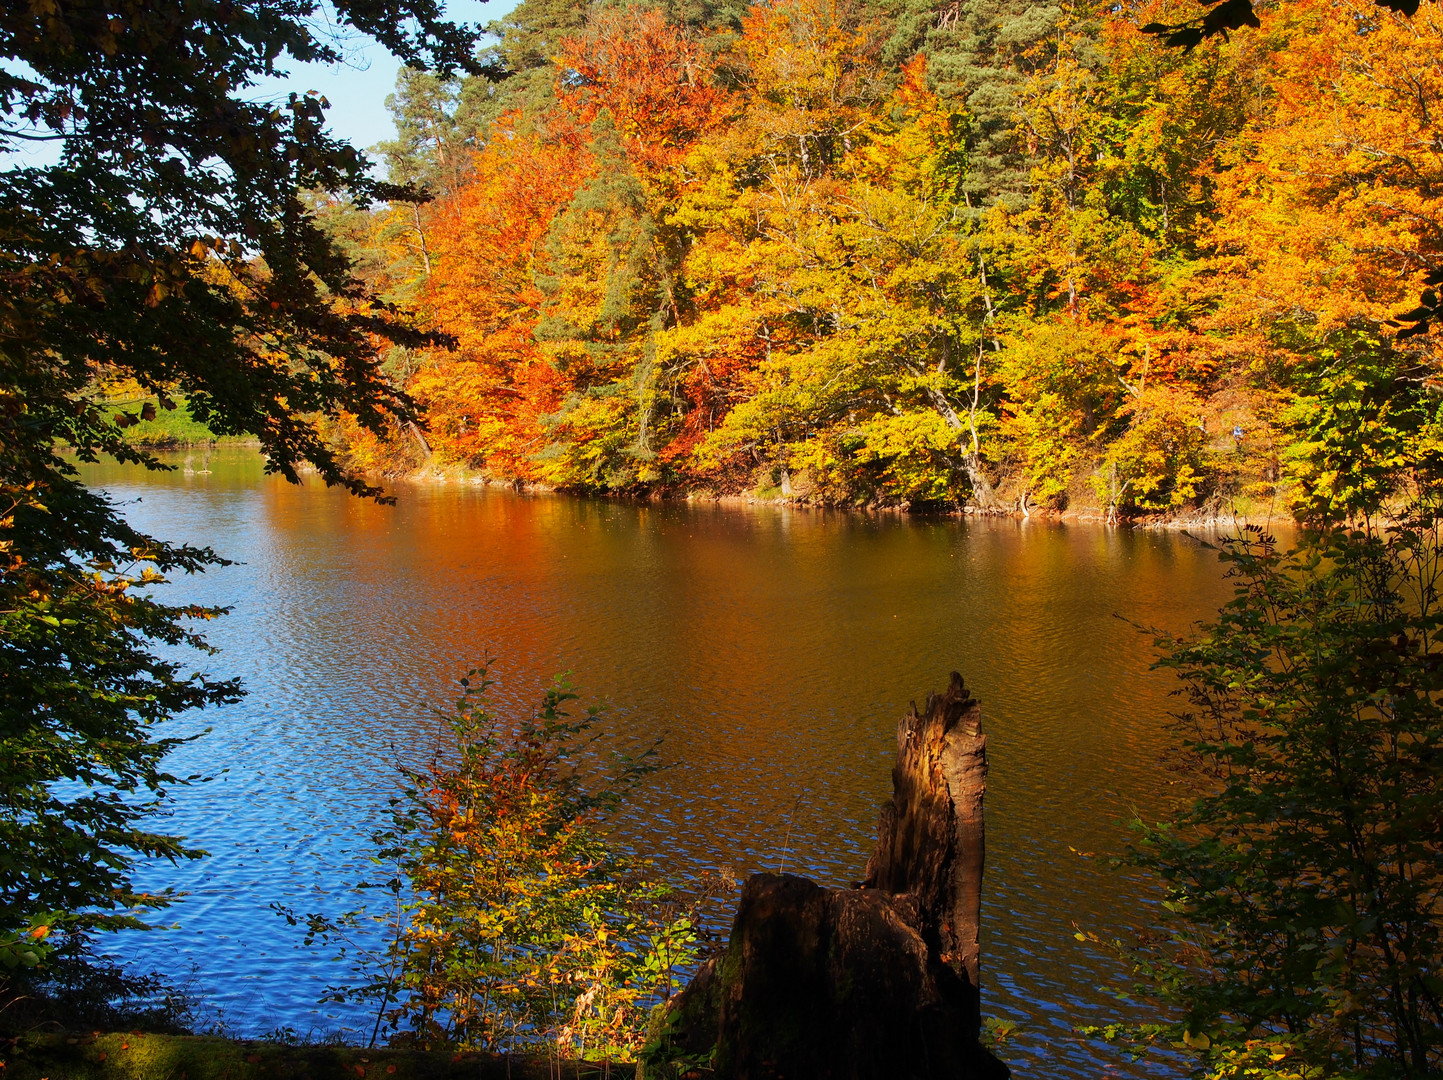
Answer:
[81,453,1234,1076]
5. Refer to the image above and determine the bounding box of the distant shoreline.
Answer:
[128,435,262,449]
[121,443,1293,531]
[388,461,1293,533]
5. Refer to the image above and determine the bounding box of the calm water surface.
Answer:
[82,450,1242,1077]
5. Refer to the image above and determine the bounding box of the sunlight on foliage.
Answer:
[283,669,712,1060]
[321,0,1438,516]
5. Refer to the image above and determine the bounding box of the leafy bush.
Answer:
[286,670,707,1060]
[1116,515,1443,1079]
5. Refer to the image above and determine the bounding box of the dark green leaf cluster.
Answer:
[1134,514,1443,1075]
[0,0,478,989]
[881,0,1064,214]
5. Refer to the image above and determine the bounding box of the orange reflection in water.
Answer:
[82,451,1245,1077]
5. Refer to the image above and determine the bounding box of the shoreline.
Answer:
[389,461,1293,534]
[133,444,1294,533]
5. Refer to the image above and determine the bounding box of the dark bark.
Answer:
[643,673,1003,1080]
[864,671,987,1037]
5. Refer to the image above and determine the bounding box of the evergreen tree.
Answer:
[462,0,595,127]
[884,0,1064,211]
[378,68,466,195]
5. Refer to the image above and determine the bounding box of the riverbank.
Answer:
[114,422,1286,531]
[101,394,260,449]
[1,1032,624,1080]
[386,458,1291,533]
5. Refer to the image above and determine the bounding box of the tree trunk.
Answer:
[864,671,988,1029]
[648,674,1005,1080]
[407,421,431,459]
[962,451,1001,511]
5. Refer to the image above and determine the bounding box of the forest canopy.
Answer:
[329,0,1443,520]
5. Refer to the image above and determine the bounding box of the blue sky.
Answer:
[1,1,517,170]
[253,0,517,158]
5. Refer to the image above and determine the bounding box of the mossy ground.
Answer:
[1,1033,634,1080]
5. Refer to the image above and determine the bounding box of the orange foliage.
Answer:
[365,0,1443,512]
[728,0,883,180]
[414,117,591,477]
[1212,0,1443,335]
[556,10,729,174]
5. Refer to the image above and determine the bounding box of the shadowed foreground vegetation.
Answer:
[0,1032,623,1080]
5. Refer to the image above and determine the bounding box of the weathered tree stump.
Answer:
[641,673,1007,1080]
[864,670,988,1039]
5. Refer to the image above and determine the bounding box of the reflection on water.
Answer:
[82,450,1238,1076]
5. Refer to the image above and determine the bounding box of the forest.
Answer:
[316,0,1443,519]
[5,0,1443,1076]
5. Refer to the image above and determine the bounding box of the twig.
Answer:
[778,791,807,875]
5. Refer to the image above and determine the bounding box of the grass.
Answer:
[105,397,255,448]
[0,1032,633,1080]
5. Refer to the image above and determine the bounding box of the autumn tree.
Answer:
[0,0,477,993]
[558,7,730,177]
[1210,0,1443,337]
[691,51,1001,505]
[412,116,589,478]
[379,672,692,1058]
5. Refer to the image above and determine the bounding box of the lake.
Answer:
[81,449,1244,1077]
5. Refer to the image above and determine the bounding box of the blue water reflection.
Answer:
[81,451,1243,1077]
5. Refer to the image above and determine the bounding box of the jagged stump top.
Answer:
[643,671,1005,1080]
[864,670,986,1030]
